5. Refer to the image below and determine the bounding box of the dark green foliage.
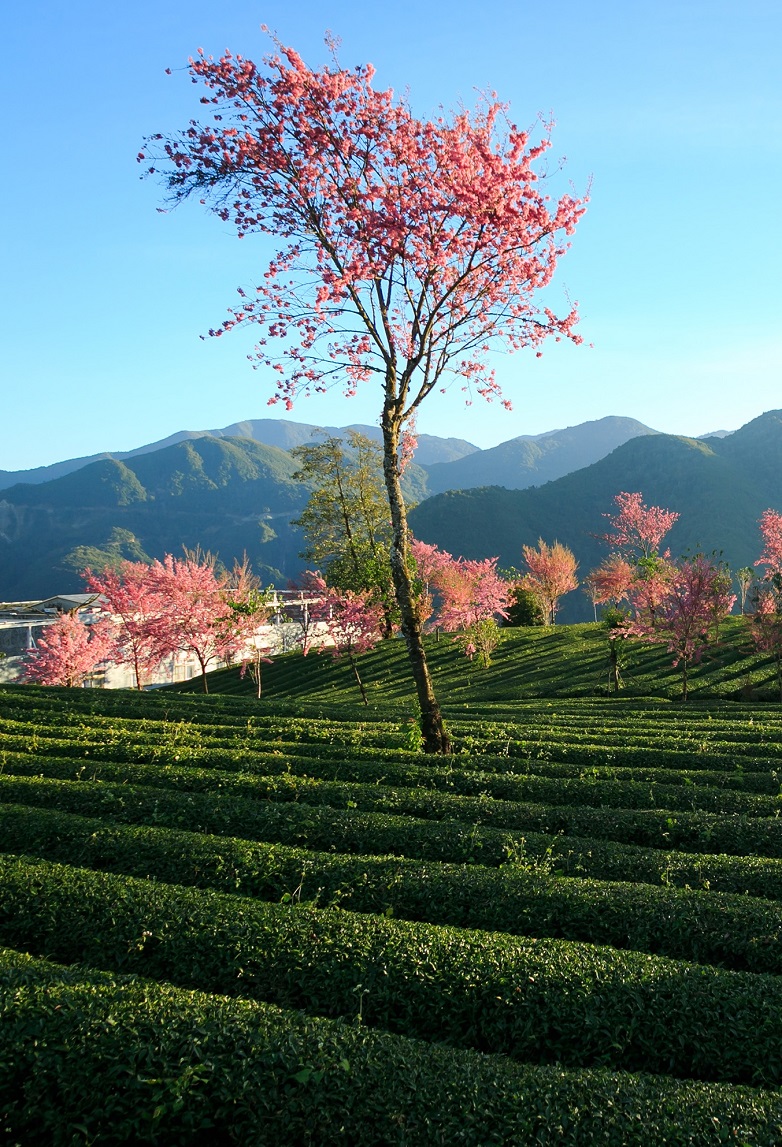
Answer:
[8,803,782,976]
[6,854,782,1085]
[505,585,545,626]
[5,948,782,1146]
[8,684,782,1136]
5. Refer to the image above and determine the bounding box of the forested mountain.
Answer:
[2,410,778,608]
[0,414,655,494]
[0,418,478,491]
[422,416,657,494]
[409,411,782,622]
[0,437,308,600]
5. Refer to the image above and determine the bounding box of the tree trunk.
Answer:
[347,648,369,706]
[381,406,451,754]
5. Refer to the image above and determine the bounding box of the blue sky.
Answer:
[3,0,780,471]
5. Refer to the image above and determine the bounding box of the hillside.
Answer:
[5,675,782,1138]
[409,410,782,621]
[0,417,479,491]
[0,437,308,600]
[423,415,658,494]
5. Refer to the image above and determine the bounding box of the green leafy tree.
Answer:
[291,432,396,635]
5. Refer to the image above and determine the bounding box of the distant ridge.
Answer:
[408,409,782,623]
[2,411,776,605]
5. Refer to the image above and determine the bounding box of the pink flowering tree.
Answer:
[519,540,578,625]
[436,554,510,668]
[752,591,782,701]
[83,561,165,690]
[143,552,244,693]
[625,554,736,701]
[601,492,680,560]
[24,612,116,688]
[583,554,635,613]
[751,509,782,699]
[143,35,587,753]
[411,540,510,666]
[305,573,384,704]
[223,557,278,698]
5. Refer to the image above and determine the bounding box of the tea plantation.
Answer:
[4,624,782,1143]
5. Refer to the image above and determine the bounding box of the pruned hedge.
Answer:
[4,948,782,1146]
[5,802,782,975]
[4,855,782,1086]
[5,770,782,858]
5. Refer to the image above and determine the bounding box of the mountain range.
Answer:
[1,410,778,608]
[409,410,782,621]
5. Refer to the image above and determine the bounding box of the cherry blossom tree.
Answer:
[519,540,578,625]
[583,554,635,614]
[752,591,782,701]
[625,554,736,701]
[143,552,243,693]
[601,492,679,560]
[410,541,509,665]
[223,557,278,698]
[756,510,782,584]
[24,612,115,689]
[83,561,164,690]
[751,510,782,699]
[143,35,587,753]
[305,572,384,704]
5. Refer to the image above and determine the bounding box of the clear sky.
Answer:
[3,0,780,471]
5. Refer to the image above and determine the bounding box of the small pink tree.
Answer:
[411,541,510,666]
[519,539,578,625]
[584,554,635,612]
[601,492,679,559]
[751,509,782,699]
[625,554,736,701]
[83,561,164,690]
[305,573,384,704]
[144,552,243,693]
[224,558,278,698]
[752,591,782,701]
[24,612,115,688]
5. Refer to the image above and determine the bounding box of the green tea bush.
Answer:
[6,803,782,975]
[3,855,782,1086]
[4,947,782,1146]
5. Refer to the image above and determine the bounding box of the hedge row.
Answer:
[7,792,782,902]
[5,802,782,975]
[5,948,782,1146]
[4,750,781,824]
[4,854,782,1086]
[5,771,782,864]
[3,730,780,797]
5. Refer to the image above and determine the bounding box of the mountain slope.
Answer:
[422,416,659,494]
[409,412,782,622]
[0,418,478,490]
[0,437,308,600]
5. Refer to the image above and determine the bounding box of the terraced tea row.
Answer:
[6,949,781,1146]
[5,683,782,1140]
[6,802,782,974]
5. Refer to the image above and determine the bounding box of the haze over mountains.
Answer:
[1,410,779,610]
